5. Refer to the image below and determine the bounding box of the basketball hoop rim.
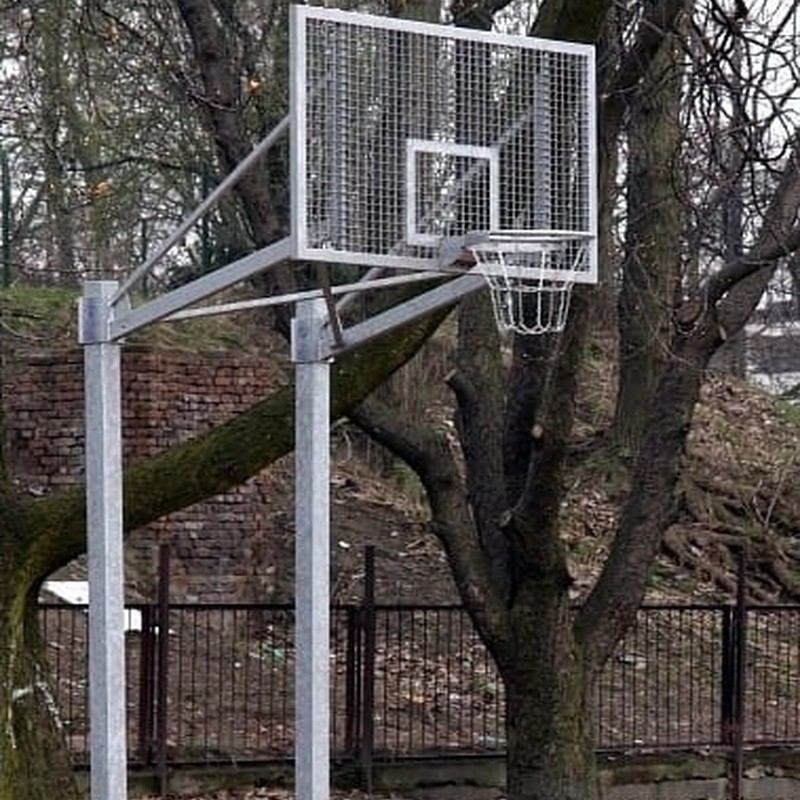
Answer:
[462,229,594,252]
[436,230,596,284]
[455,229,594,286]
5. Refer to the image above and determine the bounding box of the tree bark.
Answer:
[532,0,612,41]
[0,597,81,800]
[501,590,595,800]
[450,292,510,596]
[502,293,598,798]
[0,500,81,800]
[33,0,77,283]
[175,0,284,246]
[613,1,686,451]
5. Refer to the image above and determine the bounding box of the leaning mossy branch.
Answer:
[20,307,451,581]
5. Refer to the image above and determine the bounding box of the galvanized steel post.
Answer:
[80,280,127,800]
[292,298,331,800]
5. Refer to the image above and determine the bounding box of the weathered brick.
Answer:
[7,344,285,603]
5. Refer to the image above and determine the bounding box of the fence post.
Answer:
[720,605,736,745]
[731,548,747,800]
[344,606,362,755]
[360,546,376,793]
[155,545,171,796]
[137,604,156,764]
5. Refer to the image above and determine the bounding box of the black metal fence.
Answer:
[39,598,800,769]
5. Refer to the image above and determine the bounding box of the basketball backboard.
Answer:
[290,5,597,283]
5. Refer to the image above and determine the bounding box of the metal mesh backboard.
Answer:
[290,6,597,282]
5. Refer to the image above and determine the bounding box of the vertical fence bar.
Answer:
[344,606,360,755]
[731,550,747,800]
[377,609,389,753]
[1,147,11,285]
[431,609,440,749]
[137,605,156,764]
[721,606,735,745]
[156,545,171,795]
[361,546,376,793]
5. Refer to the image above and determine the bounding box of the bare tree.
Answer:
[352,2,800,798]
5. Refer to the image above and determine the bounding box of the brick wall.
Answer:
[6,345,293,602]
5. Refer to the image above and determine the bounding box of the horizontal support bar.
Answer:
[166,271,443,323]
[109,237,293,340]
[336,273,484,355]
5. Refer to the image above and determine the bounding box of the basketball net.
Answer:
[467,237,586,336]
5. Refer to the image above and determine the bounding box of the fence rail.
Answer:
[39,597,800,768]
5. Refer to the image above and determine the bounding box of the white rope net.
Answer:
[468,236,588,335]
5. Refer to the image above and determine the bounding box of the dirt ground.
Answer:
[253,434,463,608]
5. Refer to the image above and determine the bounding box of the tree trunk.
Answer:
[500,586,597,800]
[0,579,80,800]
[612,3,685,452]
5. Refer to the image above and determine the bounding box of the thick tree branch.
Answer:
[19,309,447,582]
[576,325,713,670]
[577,135,800,669]
[531,0,613,41]
[350,392,513,661]
[450,0,516,29]
[450,293,510,598]
[612,1,686,450]
[175,0,291,324]
[605,0,688,101]
[508,290,591,593]
[701,133,800,335]
[708,138,800,290]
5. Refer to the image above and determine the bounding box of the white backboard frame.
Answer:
[290,5,598,283]
[405,139,500,247]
